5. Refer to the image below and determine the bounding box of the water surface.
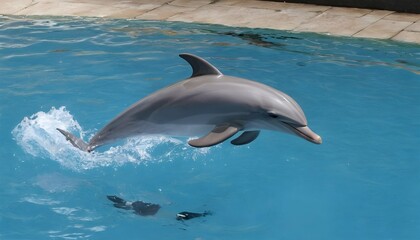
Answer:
[0,16,419,240]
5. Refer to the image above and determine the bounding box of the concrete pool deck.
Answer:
[1,0,419,44]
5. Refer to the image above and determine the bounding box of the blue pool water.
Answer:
[1,15,419,239]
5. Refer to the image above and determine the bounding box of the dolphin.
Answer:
[57,53,322,152]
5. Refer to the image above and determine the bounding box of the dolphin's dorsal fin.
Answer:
[188,124,240,148]
[180,53,223,78]
[231,130,260,145]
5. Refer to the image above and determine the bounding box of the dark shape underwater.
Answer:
[107,195,161,216]
[176,211,212,221]
[107,195,212,221]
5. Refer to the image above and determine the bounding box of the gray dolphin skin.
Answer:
[57,53,322,152]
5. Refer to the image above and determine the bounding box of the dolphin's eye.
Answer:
[267,112,279,118]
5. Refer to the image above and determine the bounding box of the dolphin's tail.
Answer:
[56,128,91,152]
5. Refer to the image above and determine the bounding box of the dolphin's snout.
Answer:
[284,124,322,144]
[310,133,322,144]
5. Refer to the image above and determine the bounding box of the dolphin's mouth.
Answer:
[283,123,322,144]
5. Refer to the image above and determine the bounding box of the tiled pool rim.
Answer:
[1,0,420,44]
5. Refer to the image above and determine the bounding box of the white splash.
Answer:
[12,106,210,171]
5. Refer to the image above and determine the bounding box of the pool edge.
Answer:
[0,0,419,45]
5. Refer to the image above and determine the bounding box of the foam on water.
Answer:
[12,106,210,171]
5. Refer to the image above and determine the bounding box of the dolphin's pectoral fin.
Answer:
[56,128,91,152]
[179,53,223,78]
[231,130,260,145]
[188,124,240,148]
